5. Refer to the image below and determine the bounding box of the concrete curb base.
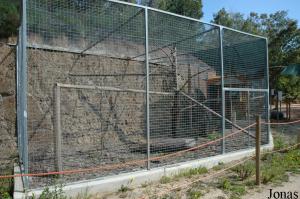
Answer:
[15,134,273,198]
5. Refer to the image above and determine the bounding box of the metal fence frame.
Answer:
[16,0,270,189]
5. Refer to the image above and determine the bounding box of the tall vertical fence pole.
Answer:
[219,26,225,154]
[16,29,22,162]
[256,115,261,186]
[265,38,271,144]
[21,0,29,189]
[145,7,150,170]
[55,84,63,174]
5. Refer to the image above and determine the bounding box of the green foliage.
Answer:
[0,0,20,39]
[0,181,12,199]
[261,165,288,184]
[118,184,132,193]
[160,176,172,184]
[231,161,255,180]
[0,167,13,199]
[212,9,300,67]
[160,167,208,185]
[212,162,225,171]
[157,0,203,19]
[276,75,300,102]
[175,167,208,179]
[122,0,203,18]
[273,134,288,150]
[187,188,203,199]
[218,178,232,190]
[33,184,67,199]
[261,149,300,184]
[218,178,246,199]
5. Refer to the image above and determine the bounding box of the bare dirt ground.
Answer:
[242,174,300,199]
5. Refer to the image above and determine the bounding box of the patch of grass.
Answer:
[244,180,256,189]
[0,167,13,199]
[33,184,67,199]
[261,166,288,184]
[118,184,132,193]
[218,178,246,199]
[0,182,12,199]
[176,167,208,179]
[231,161,255,181]
[187,188,203,199]
[218,178,232,190]
[0,189,11,199]
[212,162,225,171]
[284,149,300,173]
[273,135,288,150]
[160,176,172,184]
[261,148,300,184]
[160,167,208,184]
[229,185,246,196]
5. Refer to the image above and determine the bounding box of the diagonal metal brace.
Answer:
[178,90,256,139]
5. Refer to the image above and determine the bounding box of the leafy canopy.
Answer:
[0,0,20,39]
[276,75,300,101]
[123,0,203,19]
[212,9,300,67]
[157,0,203,19]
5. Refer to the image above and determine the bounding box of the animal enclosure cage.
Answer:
[16,0,270,189]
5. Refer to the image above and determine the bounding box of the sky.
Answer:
[202,0,300,26]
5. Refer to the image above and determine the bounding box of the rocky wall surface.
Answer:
[0,43,17,174]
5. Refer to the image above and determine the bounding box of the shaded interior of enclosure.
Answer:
[20,0,269,188]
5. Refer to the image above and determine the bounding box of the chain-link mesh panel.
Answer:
[147,10,222,167]
[0,44,16,192]
[21,0,269,190]
[26,0,147,188]
[223,29,268,89]
[225,91,269,152]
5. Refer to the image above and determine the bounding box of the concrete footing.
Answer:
[13,164,25,199]
[14,134,273,198]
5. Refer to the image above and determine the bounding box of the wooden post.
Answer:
[256,115,261,186]
[55,84,62,174]
[232,111,236,132]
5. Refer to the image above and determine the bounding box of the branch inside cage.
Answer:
[178,90,256,138]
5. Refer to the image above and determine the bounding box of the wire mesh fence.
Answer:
[16,0,269,189]
[0,43,17,192]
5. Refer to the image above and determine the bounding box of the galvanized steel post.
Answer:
[256,115,261,186]
[21,0,29,188]
[145,7,150,170]
[266,38,271,144]
[219,26,225,154]
[17,29,21,162]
